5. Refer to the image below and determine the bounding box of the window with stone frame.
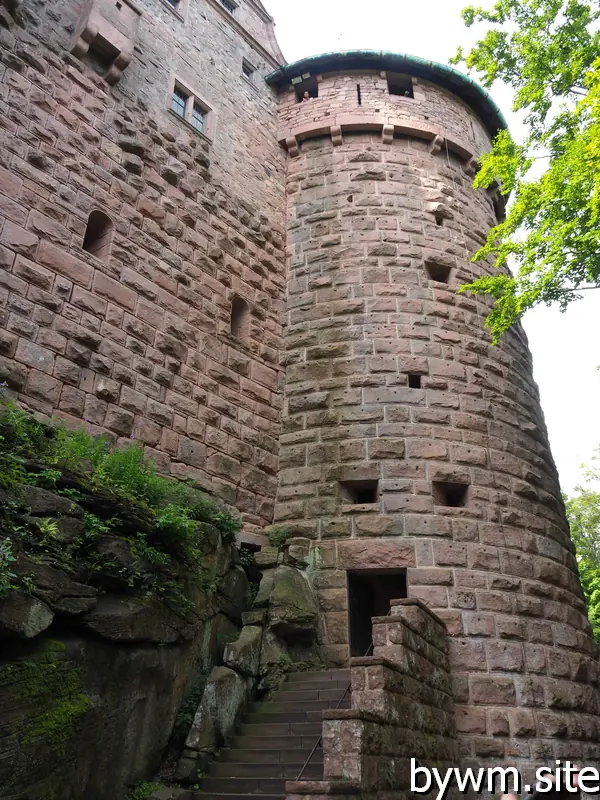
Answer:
[220,0,237,14]
[242,59,256,81]
[162,0,185,16]
[169,80,214,139]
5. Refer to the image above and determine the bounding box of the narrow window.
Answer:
[231,296,250,342]
[82,210,113,262]
[434,212,444,227]
[171,86,188,118]
[242,60,255,80]
[190,103,206,134]
[357,84,362,106]
[387,73,414,98]
[164,0,182,11]
[340,480,379,505]
[294,75,319,103]
[220,0,236,13]
[433,481,469,508]
[408,374,422,389]
[425,261,452,284]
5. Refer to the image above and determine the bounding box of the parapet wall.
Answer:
[286,600,457,800]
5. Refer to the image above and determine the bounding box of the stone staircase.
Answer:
[158,668,351,800]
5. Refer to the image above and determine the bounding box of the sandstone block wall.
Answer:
[0,0,286,539]
[277,73,600,772]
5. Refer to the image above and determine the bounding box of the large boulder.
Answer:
[178,666,250,781]
[0,590,53,638]
[223,625,262,677]
[267,566,319,642]
[80,596,193,643]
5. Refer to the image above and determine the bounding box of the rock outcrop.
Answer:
[0,481,249,800]
[175,536,324,783]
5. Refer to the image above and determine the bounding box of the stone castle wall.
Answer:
[277,112,600,771]
[0,0,286,540]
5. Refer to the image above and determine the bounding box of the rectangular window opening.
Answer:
[340,479,379,505]
[170,81,213,139]
[191,103,206,133]
[387,73,414,98]
[171,86,188,118]
[242,59,255,80]
[432,481,469,508]
[357,83,362,106]
[220,0,236,13]
[295,75,319,103]
[425,261,452,284]
[408,374,422,389]
[163,0,182,10]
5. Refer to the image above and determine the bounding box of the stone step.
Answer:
[230,734,320,750]
[278,679,350,694]
[219,748,323,764]
[244,709,325,725]
[272,687,349,702]
[250,698,349,715]
[285,670,350,683]
[208,761,323,779]
[199,777,287,794]
[237,721,322,737]
[182,794,284,800]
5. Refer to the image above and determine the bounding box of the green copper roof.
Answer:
[266,50,507,139]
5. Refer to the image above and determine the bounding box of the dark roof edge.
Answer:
[265,50,507,139]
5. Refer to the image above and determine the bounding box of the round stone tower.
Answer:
[266,53,600,774]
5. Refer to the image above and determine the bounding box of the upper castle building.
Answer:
[0,0,599,788]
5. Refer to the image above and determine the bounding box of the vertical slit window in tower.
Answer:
[82,210,114,263]
[231,296,251,342]
[357,84,362,105]
[171,87,187,118]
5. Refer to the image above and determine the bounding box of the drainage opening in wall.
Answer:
[347,570,407,657]
[340,479,379,505]
[433,481,469,507]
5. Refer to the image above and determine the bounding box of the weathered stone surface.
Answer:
[80,596,191,643]
[0,590,53,638]
[223,625,263,677]
[267,565,319,642]
[185,666,249,755]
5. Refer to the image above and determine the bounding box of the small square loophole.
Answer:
[340,480,379,505]
[425,261,452,284]
[433,481,469,508]
[408,374,422,389]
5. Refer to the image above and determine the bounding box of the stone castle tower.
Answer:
[0,0,598,789]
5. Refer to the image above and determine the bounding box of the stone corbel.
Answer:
[430,134,444,155]
[330,125,343,147]
[285,136,300,158]
[382,124,394,145]
[70,0,141,85]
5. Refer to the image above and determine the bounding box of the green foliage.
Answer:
[0,400,242,611]
[266,526,290,549]
[0,537,17,595]
[126,782,164,800]
[0,640,90,751]
[565,450,600,645]
[452,0,600,341]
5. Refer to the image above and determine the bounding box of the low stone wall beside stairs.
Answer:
[287,599,456,800]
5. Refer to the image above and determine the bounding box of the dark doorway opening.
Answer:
[347,569,407,658]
